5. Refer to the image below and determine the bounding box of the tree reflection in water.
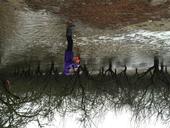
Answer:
[0,56,170,128]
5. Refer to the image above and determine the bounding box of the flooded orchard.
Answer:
[0,0,170,128]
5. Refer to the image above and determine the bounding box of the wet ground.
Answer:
[0,1,170,72]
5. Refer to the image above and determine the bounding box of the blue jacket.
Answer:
[64,51,79,76]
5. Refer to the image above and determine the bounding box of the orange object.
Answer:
[5,80,10,85]
[73,56,80,64]
[5,80,11,90]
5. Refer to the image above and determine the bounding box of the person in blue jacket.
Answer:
[64,22,80,76]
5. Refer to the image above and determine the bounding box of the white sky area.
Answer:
[26,109,168,128]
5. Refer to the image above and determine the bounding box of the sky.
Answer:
[26,109,168,128]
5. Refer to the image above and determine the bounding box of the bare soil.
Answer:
[15,0,170,28]
[60,0,170,28]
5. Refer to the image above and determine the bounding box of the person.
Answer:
[64,22,80,76]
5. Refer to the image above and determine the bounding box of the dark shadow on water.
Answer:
[1,56,170,127]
